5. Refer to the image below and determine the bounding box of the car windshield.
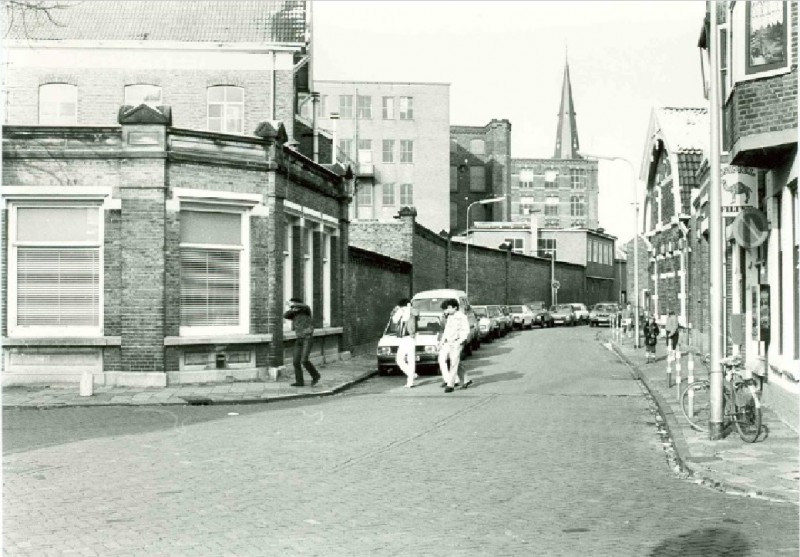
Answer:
[595,304,617,312]
[473,307,487,317]
[383,313,442,336]
[528,303,545,311]
[553,305,572,312]
[488,306,501,317]
[412,299,446,312]
[509,305,524,312]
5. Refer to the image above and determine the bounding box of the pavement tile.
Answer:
[605,330,799,504]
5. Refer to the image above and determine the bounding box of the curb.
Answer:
[607,340,796,504]
[2,369,379,410]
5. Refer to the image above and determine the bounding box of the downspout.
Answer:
[271,51,277,121]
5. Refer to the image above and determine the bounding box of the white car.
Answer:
[567,303,590,324]
[508,304,535,329]
[376,311,444,375]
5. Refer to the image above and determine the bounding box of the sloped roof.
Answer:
[655,107,708,154]
[4,0,308,44]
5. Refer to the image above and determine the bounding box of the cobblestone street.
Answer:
[4,327,798,556]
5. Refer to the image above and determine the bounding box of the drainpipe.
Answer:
[311,92,320,163]
[271,51,277,121]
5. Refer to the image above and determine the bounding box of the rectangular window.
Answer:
[283,219,293,332]
[570,168,586,189]
[38,83,77,125]
[400,140,414,163]
[180,209,246,333]
[382,182,395,206]
[207,85,244,134]
[399,96,414,120]
[470,139,486,155]
[537,238,556,258]
[570,195,585,217]
[339,95,353,118]
[519,196,534,215]
[10,204,102,335]
[504,238,524,253]
[519,169,534,189]
[469,166,486,192]
[745,1,788,75]
[357,139,372,164]
[382,139,395,163]
[356,185,372,206]
[382,96,395,119]
[357,95,372,119]
[338,139,353,163]
[545,196,559,216]
[400,183,413,205]
[720,24,729,99]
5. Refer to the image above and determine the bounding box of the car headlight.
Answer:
[377,346,392,356]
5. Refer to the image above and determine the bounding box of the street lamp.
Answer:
[578,151,641,348]
[465,196,506,297]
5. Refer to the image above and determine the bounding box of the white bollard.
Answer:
[675,348,682,399]
[686,351,695,417]
[666,350,673,388]
[79,369,93,397]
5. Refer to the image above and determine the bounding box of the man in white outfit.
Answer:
[391,298,418,388]
[438,298,472,393]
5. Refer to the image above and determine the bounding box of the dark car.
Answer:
[526,301,554,328]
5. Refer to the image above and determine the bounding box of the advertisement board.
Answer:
[721,165,757,217]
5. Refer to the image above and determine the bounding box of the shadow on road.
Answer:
[648,527,751,556]
[464,370,524,386]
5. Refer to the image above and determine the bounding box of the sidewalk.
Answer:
[1,353,378,409]
[604,330,799,504]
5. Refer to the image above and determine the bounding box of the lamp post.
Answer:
[578,151,641,348]
[465,196,506,297]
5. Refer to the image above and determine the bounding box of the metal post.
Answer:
[708,2,725,439]
[466,201,474,297]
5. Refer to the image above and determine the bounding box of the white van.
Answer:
[410,289,480,354]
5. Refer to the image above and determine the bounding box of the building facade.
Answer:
[449,119,512,232]
[694,1,798,427]
[313,80,451,231]
[2,1,353,387]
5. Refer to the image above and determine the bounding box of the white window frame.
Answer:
[207,85,244,135]
[357,139,372,164]
[731,1,793,85]
[570,195,585,217]
[545,195,559,216]
[382,96,395,120]
[124,84,163,107]
[382,139,394,163]
[400,183,413,206]
[4,188,115,338]
[357,184,373,206]
[304,226,314,310]
[283,217,295,332]
[399,96,414,120]
[38,83,77,125]
[357,95,372,119]
[171,188,262,337]
[339,95,353,119]
[519,169,534,188]
[382,182,395,206]
[400,140,414,163]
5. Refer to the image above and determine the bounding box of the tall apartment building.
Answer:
[313,80,451,231]
[449,119,512,232]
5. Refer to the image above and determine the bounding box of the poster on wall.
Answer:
[751,286,759,340]
[759,284,770,345]
[721,165,758,217]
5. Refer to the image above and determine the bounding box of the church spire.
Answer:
[553,57,582,159]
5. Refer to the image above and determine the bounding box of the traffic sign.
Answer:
[552,280,560,290]
[732,208,769,248]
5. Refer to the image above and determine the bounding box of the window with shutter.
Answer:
[9,204,103,335]
[180,209,246,334]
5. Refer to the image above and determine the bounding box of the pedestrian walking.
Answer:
[643,315,660,363]
[391,298,419,388]
[622,303,633,339]
[665,309,680,356]
[283,297,321,387]
[437,298,472,393]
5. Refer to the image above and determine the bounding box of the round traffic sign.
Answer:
[732,208,769,248]
[552,280,560,290]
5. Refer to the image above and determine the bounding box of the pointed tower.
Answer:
[553,59,581,159]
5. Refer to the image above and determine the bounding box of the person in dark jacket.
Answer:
[283,297,321,387]
[643,315,660,363]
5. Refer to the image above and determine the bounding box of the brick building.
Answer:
[1,1,353,386]
[638,106,708,323]
[697,1,798,427]
[313,80,451,231]
[449,119,512,232]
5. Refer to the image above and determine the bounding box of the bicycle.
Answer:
[679,354,763,442]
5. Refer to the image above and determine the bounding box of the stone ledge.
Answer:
[2,336,121,347]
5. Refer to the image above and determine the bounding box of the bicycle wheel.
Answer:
[680,381,711,432]
[731,380,762,443]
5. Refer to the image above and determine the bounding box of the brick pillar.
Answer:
[313,230,324,327]
[292,224,304,299]
[118,107,170,377]
[398,206,417,295]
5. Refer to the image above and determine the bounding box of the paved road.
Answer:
[4,326,798,556]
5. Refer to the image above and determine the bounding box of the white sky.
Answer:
[311,0,709,243]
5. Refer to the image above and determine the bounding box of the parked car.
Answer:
[567,303,590,324]
[500,305,514,334]
[527,301,554,328]
[550,304,578,326]
[589,302,620,327]
[411,289,480,352]
[509,304,535,329]
[376,311,444,375]
[487,304,510,336]
[473,305,501,341]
